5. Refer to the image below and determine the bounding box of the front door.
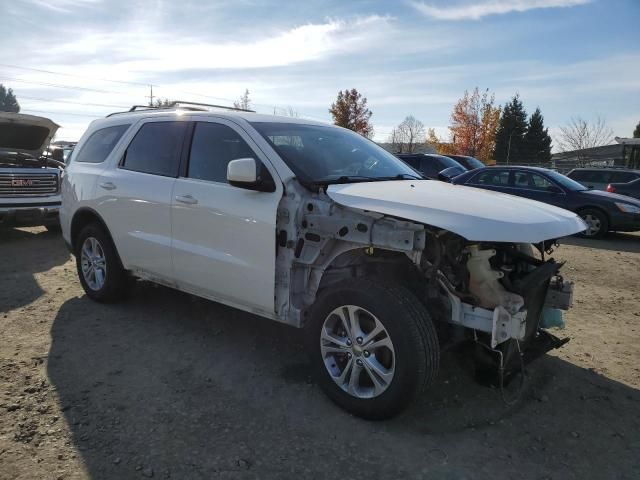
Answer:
[171,119,282,316]
[510,170,566,208]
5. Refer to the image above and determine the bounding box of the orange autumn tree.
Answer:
[448,87,500,164]
[426,128,456,155]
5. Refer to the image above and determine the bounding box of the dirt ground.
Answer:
[1,227,639,480]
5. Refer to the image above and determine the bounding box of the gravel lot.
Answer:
[1,227,639,480]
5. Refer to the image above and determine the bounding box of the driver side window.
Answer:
[187,122,257,183]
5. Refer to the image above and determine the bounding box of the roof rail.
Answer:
[106,100,255,117]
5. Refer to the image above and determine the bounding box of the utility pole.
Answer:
[146,85,155,106]
[506,130,514,165]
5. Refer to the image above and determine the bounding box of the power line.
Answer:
[20,109,104,119]
[0,63,153,87]
[18,95,130,109]
[1,64,329,121]
[0,74,133,95]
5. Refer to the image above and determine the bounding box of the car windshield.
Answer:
[545,170,588,191]
[459,156,484,170]
[250,122,421,185]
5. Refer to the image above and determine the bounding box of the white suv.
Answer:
[61,103,585,418]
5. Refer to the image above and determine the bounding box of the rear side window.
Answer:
[74,124,129,163]
[513,171,554,190]
[471,170,510,186]
[611,171,638,183]
[187,122,256,183]
[121,122,187,177]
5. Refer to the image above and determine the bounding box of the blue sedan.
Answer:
[452,166,640,238]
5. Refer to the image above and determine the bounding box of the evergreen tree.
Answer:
[493,94,527,163]
[634,121,640,138]
[0,84,20,113]
[523,108,552,164]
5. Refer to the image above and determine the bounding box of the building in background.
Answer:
[551,137,640,172]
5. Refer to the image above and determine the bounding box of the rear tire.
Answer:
[75,223,129,302]
[578,208,608,238]
[306,278,439,419]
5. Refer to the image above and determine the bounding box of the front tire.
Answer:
[578,208,608,238]
[75,223,128,302]
[307,278,439,419]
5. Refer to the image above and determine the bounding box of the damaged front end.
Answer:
[275,179,581,399]
[421,233,573,387]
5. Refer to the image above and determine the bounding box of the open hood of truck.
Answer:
[0,112,59,159]
[327,180,586,243]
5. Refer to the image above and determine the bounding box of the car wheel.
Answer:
[306,278,439,419]
[75,223,129,302]
[578,208,608,238]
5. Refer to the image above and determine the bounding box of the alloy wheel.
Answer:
[320,305,395,399]
[581,213,601,237]
[80,237,107,291]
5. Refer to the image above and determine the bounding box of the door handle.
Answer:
[175,194,198,205]
[98,181,116,190]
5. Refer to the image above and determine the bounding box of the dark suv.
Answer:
[396,153,466,180]
[566,168,640,191]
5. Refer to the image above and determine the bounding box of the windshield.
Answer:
[545,170,588,191]
[250,122,421,185]
[457,156,484,170]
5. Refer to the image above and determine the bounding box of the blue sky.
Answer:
[1,0,638,147]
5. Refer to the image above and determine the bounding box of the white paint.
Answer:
[327,180,587,243]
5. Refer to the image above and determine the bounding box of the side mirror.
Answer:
[227,158,276,192]
[547,185,563,194]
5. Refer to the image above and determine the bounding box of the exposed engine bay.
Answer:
[274,179,574,387]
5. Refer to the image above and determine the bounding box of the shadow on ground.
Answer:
[0,228,70,313]
[560,232,640,254]
[47,283,640,479]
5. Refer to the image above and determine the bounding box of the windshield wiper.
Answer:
[312,173,424,185]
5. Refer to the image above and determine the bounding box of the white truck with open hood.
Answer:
[0,112,63,230]
[61,104,587,418]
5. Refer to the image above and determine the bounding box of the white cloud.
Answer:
[26,0,102,13]
[409,0,591,20]
[41,15,395,73]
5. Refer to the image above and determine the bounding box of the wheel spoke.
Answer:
[321,328,349,349]
[362,321,385,346]
[94,268,105,288]
[336,356,354,386]
[345,305,362,339]
[348,362,362,395]
[365,335,393,352]
[89,237,98,255]
[361,358,390,396]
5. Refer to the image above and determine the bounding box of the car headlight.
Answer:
[615,202,640,214]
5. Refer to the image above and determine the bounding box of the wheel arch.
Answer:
[70,207,123,266]
[311,246,425,306]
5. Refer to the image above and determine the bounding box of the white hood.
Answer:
[327,180,586,243]
[0,112,59,158]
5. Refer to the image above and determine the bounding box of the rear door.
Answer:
[170,119,282,316]
[96,119,188,280]
[510,170,566,208]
